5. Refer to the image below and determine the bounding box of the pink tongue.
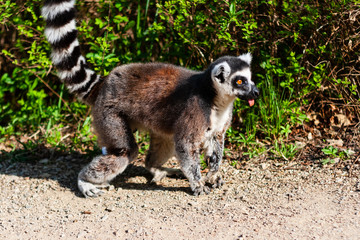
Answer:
[248,99,255,107]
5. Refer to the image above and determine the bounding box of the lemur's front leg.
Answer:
[175,140,210,196]
[204,133,225,188]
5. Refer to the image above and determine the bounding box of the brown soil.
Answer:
[0,150,359,240]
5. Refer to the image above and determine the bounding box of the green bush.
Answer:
[0,0,359,156]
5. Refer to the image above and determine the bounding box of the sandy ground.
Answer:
[0,154,359,240]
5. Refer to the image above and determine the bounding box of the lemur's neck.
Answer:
[213,92,236,113]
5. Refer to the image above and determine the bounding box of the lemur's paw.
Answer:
[150,170,167,183]
[208,175,224,189]
[148,167,168,183]
[78,179,105,198]
[192,184,210,196]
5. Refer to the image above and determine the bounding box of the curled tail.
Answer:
[42,0,103,103]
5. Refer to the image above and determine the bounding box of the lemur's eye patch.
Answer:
[234,76,247,87]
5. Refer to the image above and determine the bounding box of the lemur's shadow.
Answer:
[111,164,189,194]
[0,146,191,197]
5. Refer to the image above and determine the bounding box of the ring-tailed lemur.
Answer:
[42,0,259,197]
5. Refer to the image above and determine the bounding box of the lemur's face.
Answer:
[211,53,259,106]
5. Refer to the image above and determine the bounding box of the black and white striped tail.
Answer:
[42,0,102,102]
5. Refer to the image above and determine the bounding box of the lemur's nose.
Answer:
[252,85,260,99]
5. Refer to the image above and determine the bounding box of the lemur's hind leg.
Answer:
[145,134,182,183]
[78,111,138,198]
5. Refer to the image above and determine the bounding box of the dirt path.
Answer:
[0,155,359,240]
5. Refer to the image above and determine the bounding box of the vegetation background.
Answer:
[0,0,359,167]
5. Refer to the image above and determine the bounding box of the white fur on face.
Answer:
[238,53,252,65]
[231,68,253,85]
[213,65,252,98]
[230,68,253,96]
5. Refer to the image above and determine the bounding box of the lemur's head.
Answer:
[210,53,259,107]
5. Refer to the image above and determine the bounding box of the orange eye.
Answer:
[236,79,242,85]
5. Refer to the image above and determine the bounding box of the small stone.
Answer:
[39,159,49,164]
[313,128,322,137]
[332,158,340,164]
[260,163,269,170]
[105,206,115,212]
[40,173,51,178]
[241,207,249,215]
[295,141,306,148]
[355,182,360,191]
[77,231,87,238]
[335,178,343,183]
[307,132,313,140]
[346,150,356,156]
[237,234,244,240]
[326,139,343,147]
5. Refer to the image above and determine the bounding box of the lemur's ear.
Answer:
[238,52,252,65]
[211,62,231,83]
